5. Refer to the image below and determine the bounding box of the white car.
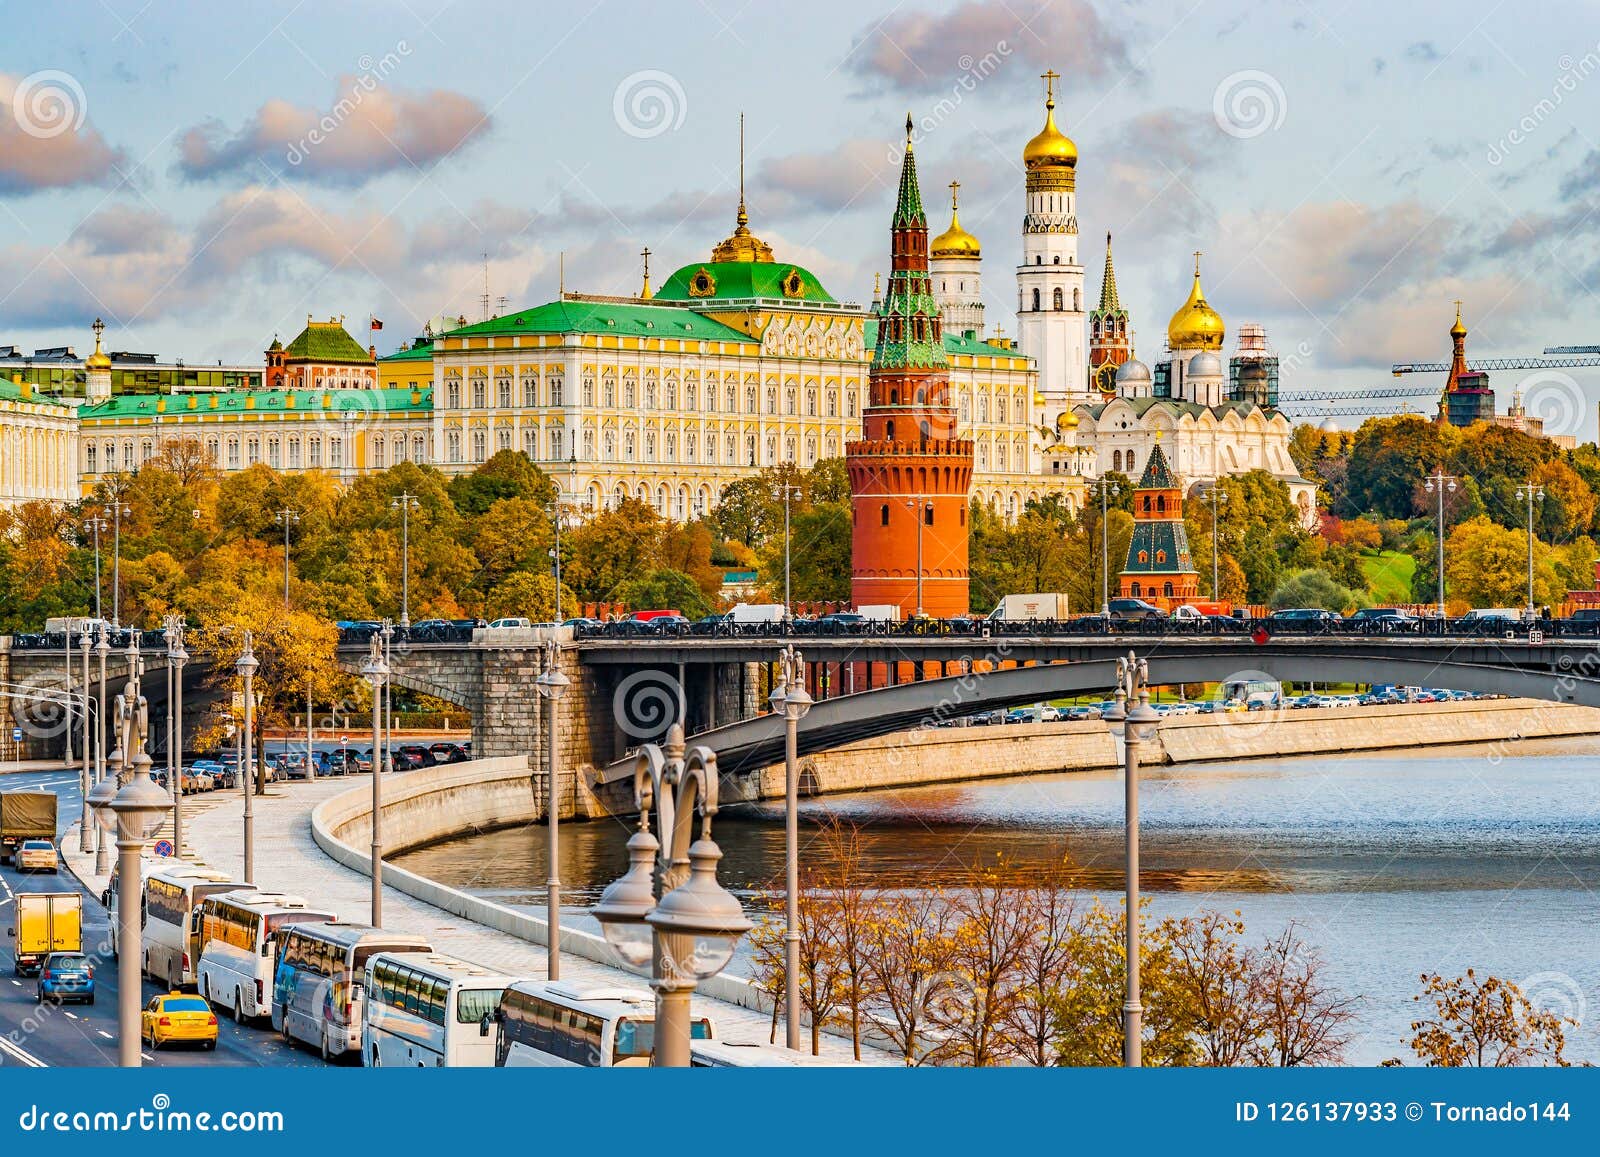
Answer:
[486,617,531,630]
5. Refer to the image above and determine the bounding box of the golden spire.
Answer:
[711,111,775,263]
[1450,299,1467,339]
[931,179,981,257]
[86,317,111,370]
[1023,69,1077,169]
[639,246,653,300]
[1167,250,1225,350]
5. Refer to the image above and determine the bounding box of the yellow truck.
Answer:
[1,790,58,864]
[7,892,83,977]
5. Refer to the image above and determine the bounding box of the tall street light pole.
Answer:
[165,617,188,859]
[78,623,93,853]
[1516,480,1545,619]
[380,620,394,776]
[535,640,570,978]
[83,515,106,622]
[776,481,800,620]
[1102,652,1160,1068]
[90,634,169,1068]
[236,632,258,883]
[1204,485,1228,599]
[902,500,931,618]
[63,625,74,767]
[93,625,112,876]
[274,508,300,610]
[769,645,812,1051]
[1423,469,1458,619]
[548,494,568,624]
[1091,479,1121,616]
[362,635,389,926]
[109,502,130,627]
[594,726,751,1066]
[391,493,419,629]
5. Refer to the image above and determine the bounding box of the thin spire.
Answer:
[904,111,914,149]
[1042,69,1059,108]
[1193,249,1203,279]
[736,112,748,228]
[640,246,652,300]
[892,114,926,227]
[558,251,565,297]
[1099,231,1121,312]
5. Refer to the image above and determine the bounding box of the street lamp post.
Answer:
[776,481,801,620]
[83,514,107,622]
[1090,479,1121,615]
[1516,480,1545,620]
[90,641,170,1068]
[593,725,751,1067]
[1102,652,1160,1068]
[1204,485,1228,599]
[236,632,258,883]
[93,625,112,876]
[902,500,932,618]
[535,640,571,979]
[768,645,812,1051]
[391,493,419,629]
[547,494,569,624]
[78,623,93,853]
[1423,469,1458,619]
[274,508,300,609]
[380,620,394,776]
[63,626,74,767]
[165,616,188,859]
[362,635,389,926]
[109,503,130,627]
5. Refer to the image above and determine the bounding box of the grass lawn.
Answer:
[1360,550,1415,603]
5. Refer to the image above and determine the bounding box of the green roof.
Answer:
[380,341,437,363]
[284,321,374,364]
[654,262,836,304]
[0,379,71,411]
[443,299,755,342]
[80,387,431,420]
[893,127,926,229]
[863,319,1029,361]
[1124,518,1196,575]
[1135,441,1178,489]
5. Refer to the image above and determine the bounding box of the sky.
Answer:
[3,0,1600,436]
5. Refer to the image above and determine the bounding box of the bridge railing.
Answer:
[11,628,170,652]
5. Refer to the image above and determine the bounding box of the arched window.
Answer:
[446,381,461,408]
[1131,582,1141,596]
[1052,287,1063,311]
[923,505,934,526]
[1156,495,1166,513]
[1073,288,1081,310]
[1163,581,1174,597]
[880,504,890,526]
[1138,550,1149,564]
[1156,550,1167,564]
[1031,288,1041,311]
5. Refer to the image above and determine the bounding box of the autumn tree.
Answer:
[926,860,1038,1066]
[1249,924,1357,1066]
[859,887,957,1065]
[999,878,1081,1065]
[1165,910,1261,1066]
[1444,515,1562,608]
[1403,970,1572,1067]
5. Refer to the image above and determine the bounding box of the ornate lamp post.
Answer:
[92,624,112,875]
[362,635,389,926]
[236,632,258,882]
[63,625,74,768]
[1101,652,1160,1068]
[1203,485,1228,599]
[535,640,571,979]
[775,481,801,620]
[90,645,170,1068]
[768,645,812,1051]
[78,622,93,853]
[593,725,751,1066]
[274,508,300,609]
[109,502,131,627]
[83,513,107,622]
[902,500,933,618]
[380,619,395,775]
[1516,480,1545,619]
[391,493,420,629]
[1423,468,1458,619]
[164,617,188,858]
[1090,479,1121,615]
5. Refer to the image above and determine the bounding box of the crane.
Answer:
[1390,352,1600,375]
[1278,385,1438,403]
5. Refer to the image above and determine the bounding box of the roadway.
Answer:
[0,769,317,1068]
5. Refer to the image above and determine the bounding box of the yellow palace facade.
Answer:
[383,204,1070,520]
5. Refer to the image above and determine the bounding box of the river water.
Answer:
[395,735,1600,1065]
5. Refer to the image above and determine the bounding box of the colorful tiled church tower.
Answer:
[1119,440,1198,603]
[1089,232,1131,397]
[847,117,973,618]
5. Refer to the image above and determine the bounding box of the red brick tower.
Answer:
[847,117,974,618]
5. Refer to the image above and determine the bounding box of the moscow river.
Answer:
[396,735,1600,1065]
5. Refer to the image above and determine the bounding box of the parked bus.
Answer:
[689,1038,866,1067]
[136,867,236,990]
[195,891,336,1023]
[362,951,516,1068]
[493,980,714,1068]
[271,923,432,1061]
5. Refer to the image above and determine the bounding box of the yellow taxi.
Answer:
[142,992,219,1051]
[16,840,59,873]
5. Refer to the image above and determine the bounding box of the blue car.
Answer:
[37,952,95,1005]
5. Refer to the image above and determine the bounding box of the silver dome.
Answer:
[1186,351,1223,378]
[1115,358,1152,384]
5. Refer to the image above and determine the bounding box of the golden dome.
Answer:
[85,318,111,370]
[1023,73,1077,169]
[1449,301,1467,339]
[710,199,774,264]
[1166,254,1225,351]
[931,182,980,257]
[1055,408,1079,430]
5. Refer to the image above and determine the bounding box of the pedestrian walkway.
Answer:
[62,775,875,1062]
[0,758,72,775]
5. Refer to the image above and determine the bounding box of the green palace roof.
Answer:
[380,340,437,363]
[284,321,374,364]
[654,261,836,304]
[440,299,754,343]
[863,319,1030,361]
[80,387,431,420]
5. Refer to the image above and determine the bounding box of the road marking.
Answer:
[8,980,19,987]
[0,1035,46,1067]
[98,1030,112,1040]
[63,1011,78,1020]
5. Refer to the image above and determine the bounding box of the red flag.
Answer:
[370,317,384,331]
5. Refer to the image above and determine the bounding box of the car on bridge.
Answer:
[1107,598,1167,623]
[142,992,219,1051]
[429,742,468,764]
[1347,607,1421,632]
[1267,608,1341,630]
[16,839,59,873]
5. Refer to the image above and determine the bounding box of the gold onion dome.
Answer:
[931,182,980,257]
[1023,79,1077,169]
[1055,409,1079,430]
[1167,254,1225,350]
[710,198,774,264]
[85,318,111,370]
[1450,302,1467,339]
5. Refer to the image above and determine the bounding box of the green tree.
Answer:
[1343,417,1456,519]
[447,449,554,516]
[615,568,712,618]
[1269,568,1364,612]
[484,571,576,621]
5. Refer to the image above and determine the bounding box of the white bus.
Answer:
[362,952,516,1068]
[271,923,432,1061]
[195,891,336,1023]
[137,867,236,990]
[493,980,715,1068]
[690,1039,866,1067]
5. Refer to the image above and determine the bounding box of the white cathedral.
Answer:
[929,72,1316,527]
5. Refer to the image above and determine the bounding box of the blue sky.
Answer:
[3,0,1599,433]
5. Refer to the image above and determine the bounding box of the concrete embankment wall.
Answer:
[309,757,767,1014]
[732,697,1600,803]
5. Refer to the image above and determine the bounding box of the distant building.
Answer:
[1119,441,1199,603]
[0,374,78,509]
[1438,303,1496,428]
